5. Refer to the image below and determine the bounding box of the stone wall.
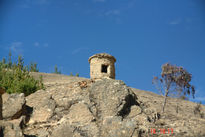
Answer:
[90,57,115,79]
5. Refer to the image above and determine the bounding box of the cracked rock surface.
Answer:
[0,72,205,137]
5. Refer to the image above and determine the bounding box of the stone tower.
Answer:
[88,53,116,79]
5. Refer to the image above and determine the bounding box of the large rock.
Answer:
[67,102,95,125]
[23,78,141,137]
[0,117,25,137]
[87,79,140,137]
[101,116,137,137]
[88,79,139,119]
[26,90,56,124]
[65,102,99,137]
[2,93,25,119]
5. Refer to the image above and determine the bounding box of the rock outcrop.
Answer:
[2,93,26,120]
[0,72,205,137]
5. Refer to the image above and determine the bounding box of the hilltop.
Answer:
[0,72,205,137]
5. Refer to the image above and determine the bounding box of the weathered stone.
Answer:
[101,116,137,137]
[89,53,116,79]
[0,88,5,120]
[2,93,9,104]
[51,122,73,137]
[24,128,49,137]
[65,102,99,137]
[128,105,142,118]
[89,78,139,119]
[0,119,24,137]
[2,93,25,119]
[67,102,94,125]
[26,90,56,124]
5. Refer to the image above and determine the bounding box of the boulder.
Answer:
[26,90,56,124]
[88,79,139,119]
[2,93,25,119]
[0,117,25,137]
[101,116,137,137]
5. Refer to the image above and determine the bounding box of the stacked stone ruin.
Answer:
[88,53,116,79]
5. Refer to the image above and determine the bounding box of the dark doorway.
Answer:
[101,65,108,73]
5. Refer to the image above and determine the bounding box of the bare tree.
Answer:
[152,63,195,112]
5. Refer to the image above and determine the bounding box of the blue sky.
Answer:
[0,0,205,103]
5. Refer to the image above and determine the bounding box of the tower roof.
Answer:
[88,53,116,63]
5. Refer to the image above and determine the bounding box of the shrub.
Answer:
[29,62,39,72]
[76,73,79,77]
[194,102,204,118]
[54,65,61,74]
[69,72,79,77]
[70,72,73,76]
[0,53,44,96]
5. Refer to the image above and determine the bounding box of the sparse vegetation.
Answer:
[29,62,39,72]
[69,72,79,77]
[76,73,79,77]
[52,66,79,77]
[152,63,195,112]
[69,72,73,76]
[194,102,204,118]
[0,52,44,96]
[179,95,189,100]
[53,65,61,74]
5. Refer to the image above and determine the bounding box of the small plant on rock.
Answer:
[53,65,61,74]
[76,73,79,77]
[194,102,204,118]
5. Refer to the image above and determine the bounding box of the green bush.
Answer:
[69,72,73,76]
[69,72,79,77]
[76,73,79,77]
[0,53,44,96]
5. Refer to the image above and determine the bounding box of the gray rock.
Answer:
[66,102,99,137]
[0,118,24,137]
[101,116,137,137]
[89,79,139,119]
[26,90,56,124]
[51,122,73,137]
[2,93,25,119]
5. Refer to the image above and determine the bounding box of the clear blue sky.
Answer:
[0,0,205,103]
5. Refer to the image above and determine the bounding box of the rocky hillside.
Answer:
[0,72,205,137]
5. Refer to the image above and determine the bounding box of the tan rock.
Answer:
[128,106,142,118]
[67,102,94,125]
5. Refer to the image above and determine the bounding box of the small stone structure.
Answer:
[88,53,116,79]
